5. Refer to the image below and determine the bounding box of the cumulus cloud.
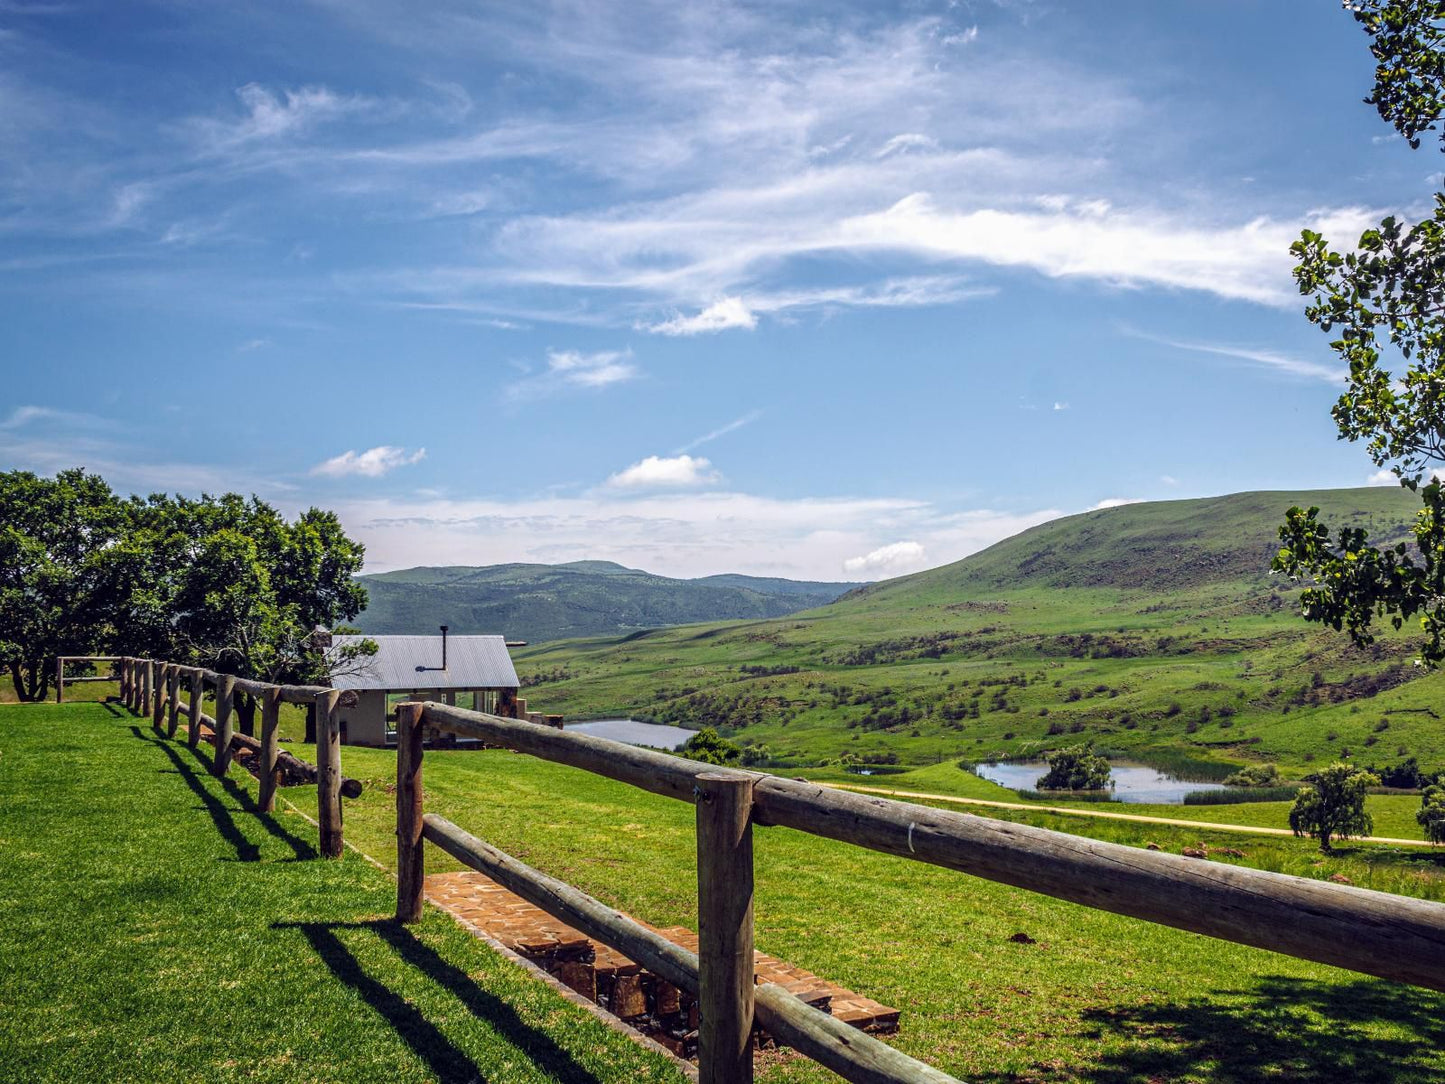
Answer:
[843,540,928,574]
[1367,469,1397,487]
[312,445,426,478]
[1089,497,1143,510]
[605,454,720,489]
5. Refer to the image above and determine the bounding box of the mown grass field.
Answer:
[0,702,682,1084]
[277,738,1445,1083]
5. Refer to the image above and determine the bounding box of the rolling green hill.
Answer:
[353,560,860,642]
[513,487,1445,777]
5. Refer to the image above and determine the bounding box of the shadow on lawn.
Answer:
[276,919,610,1084]
[1036,974,1445,1084]
[128,726,316,862]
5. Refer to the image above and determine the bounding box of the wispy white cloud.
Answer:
[605,454,720,490]
[647,297,757,336]
[505,348,638,401]
[1121,326,1349,384]
[874,133,939,159]
[676,410,762,454]
[312,445,426,478]
[1053,401,1069,411]
[1089,497,1142,510]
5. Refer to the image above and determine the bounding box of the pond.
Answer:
[972,759,1233,805]
[563,719,695,750]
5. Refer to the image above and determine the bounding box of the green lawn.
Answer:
[0,702,682,1084]
[282,739,1445,1084]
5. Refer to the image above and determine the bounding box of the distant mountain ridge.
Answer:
[353,560,863,642]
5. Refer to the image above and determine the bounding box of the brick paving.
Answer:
[426,870,899,1057]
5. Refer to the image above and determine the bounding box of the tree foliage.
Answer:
[1419,780,1445,843]
[1273,2,1445,663]
[1036,742,1112,791]
[0,470,128,701]
[679,726,742,766]
[1289,762,1379,852]
[0,469,371,700]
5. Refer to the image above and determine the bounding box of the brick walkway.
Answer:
[426,871,899,1059]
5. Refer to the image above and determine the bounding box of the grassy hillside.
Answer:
[513,487,1445,778]
[354,560,859,642]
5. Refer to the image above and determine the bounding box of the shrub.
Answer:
[1289,763,1379,852]
[1223,764,1280,788]
[680,727,741,766]
[1036,742,1112,791]
[1418,784,1445,845]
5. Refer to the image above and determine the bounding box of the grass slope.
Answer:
[283,741,1445,1083]
[0,702,680,1084]
[355,561,859,642]
[513,487,1445,779]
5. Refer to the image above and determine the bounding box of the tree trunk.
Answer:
[8,661,29,703]
[235,691,256,738]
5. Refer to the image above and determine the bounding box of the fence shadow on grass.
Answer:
[1059,974,1445,1084]
[275,919,609,1084]
[131,725,262,863]
[128,726,319,863]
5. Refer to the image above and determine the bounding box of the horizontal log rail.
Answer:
[54,655,123,703]
[423,814,961,1084]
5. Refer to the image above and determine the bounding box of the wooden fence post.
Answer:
[315,689,343,858]
[258,687,282,814]
[396,702,426,922]
[213,673,235,777]
[152,661,166,729]
[695,772,757,1084]
[126,659,136,711]
[187,669,203,748]
[55,657,63,704]
[141,660,152,718]
[166,666,181,738]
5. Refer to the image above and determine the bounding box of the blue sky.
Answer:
[0,1,1432,578]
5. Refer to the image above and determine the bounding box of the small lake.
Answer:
[564,719,695,750]
[973,760,1233,805]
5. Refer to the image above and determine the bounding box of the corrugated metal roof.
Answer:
[329,634,520,691]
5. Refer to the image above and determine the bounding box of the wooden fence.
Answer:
[106,656,357,857]
[398,699,1445,1084]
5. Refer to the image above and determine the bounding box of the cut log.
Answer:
[178,703,362,797]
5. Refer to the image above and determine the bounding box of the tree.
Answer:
[0,470,127,700]
[0,469,372,709]
[1273,2,1445,663]
[1289,762,1379,852]
[1036,742,1112,791]
[679,727,742,766]
[1419,780,1445,844]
